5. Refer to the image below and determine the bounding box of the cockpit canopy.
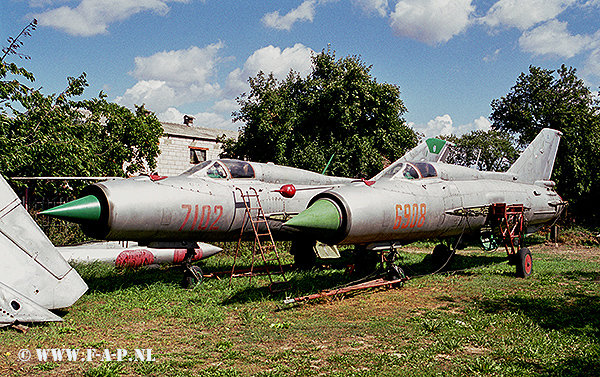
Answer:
[181,159,255,179]
[374,161,437,181]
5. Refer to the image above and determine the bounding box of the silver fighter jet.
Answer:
[42,128,563,279]
[284,128,564,277]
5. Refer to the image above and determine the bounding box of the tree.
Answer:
[221,49,417,178]
[1,20,163,197]
[490,65,600,226]
[444,130,519,172]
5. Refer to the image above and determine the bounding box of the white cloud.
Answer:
[389,0,475,45]
[262,0,317,31]
[131,44,224,84]
[583,44,600,80]
[118,43,313,129]
[481,0,576,30]
[410,115,491,138]
[34,0,189,36]
[116,43,225,112]
[353,0,388,17]
[158,107,234,130]
[519,20,593,58]
[226,44,314,94]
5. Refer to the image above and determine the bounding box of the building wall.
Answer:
[154,121,238,177]
[155,135,222,176]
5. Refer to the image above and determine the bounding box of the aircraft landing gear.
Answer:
[290,239,317,270]
[181,247,203,288]
[352,245,379,277]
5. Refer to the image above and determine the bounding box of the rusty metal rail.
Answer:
[283,276,409,304]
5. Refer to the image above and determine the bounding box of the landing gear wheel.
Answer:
[291,239,317,270]
[431,244,453,272]
[515,247,532,278]
[183,266,203,288]
[387,265,405,287]
[353,245,378,277]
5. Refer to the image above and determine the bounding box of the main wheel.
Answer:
[183,265,203,288]
[431,244,453,272]
[515,247,532,278]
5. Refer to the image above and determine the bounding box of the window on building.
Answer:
[190,147,208,164]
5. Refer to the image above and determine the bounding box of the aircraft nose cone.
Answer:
[284,198,341,231]
[40,195,102,223]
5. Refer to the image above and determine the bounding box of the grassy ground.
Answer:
[1,237,599,376]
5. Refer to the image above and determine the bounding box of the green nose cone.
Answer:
[40,195,101,223]
[284,199,341,231]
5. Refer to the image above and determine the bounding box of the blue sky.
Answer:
[2,0,600,137]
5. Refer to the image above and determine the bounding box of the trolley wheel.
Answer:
[515,247,532,278]
[183,265,203,288]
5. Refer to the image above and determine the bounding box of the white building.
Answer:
[155,117,238,176]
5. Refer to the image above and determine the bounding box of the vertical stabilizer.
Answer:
[507,128,562,184]
[0,176,87,326]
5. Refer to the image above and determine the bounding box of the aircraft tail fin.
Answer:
[507,128,562,184]
[0,175,88,327]
[399,137,454,163]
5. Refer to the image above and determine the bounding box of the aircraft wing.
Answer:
[0,176,88,326]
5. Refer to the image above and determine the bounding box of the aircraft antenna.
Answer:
[321,154,335,175]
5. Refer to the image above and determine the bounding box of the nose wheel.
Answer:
[181,247,204,288]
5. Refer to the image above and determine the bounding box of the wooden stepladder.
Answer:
[230,187,290,292]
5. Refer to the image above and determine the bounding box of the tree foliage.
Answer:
[490,65,600,226]
[444,130,519,172]
[221,49,417,178]
[1,21,163,196]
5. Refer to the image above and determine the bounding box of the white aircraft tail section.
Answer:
[507,128,562,184]
[0,175,88,326]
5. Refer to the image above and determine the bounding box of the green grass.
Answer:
[1,239,599,376]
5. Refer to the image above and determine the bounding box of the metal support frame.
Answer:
[488,203,526,256]
[230,187,290,292]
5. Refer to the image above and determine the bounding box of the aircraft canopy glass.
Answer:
[181,160,255,179]
[376,161,437,180]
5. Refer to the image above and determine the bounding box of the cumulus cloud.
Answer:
[481,0,576,30]
[34,0,189,36]
[353,0,388,17]
[262,0,317,31]
[116,43,225,112]
[410,115,491,138]
[117,43,314,128]
[519,20,593,58]
[389,0,475,45]
[582,42,600,80]
[226,44,314,94]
